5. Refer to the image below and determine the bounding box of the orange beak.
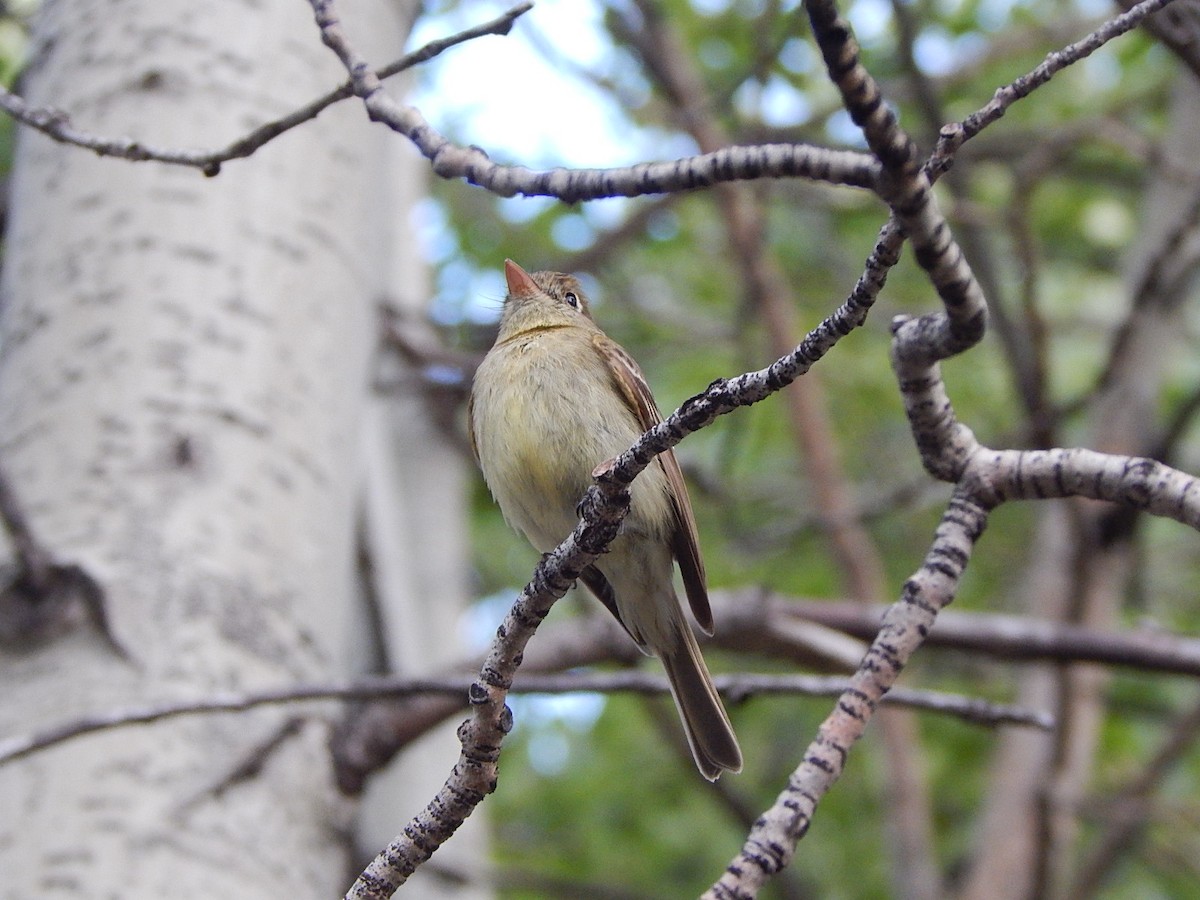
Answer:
[504,259,540,299]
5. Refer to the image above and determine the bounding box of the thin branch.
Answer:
[0,0,1168,206]
[330,612,640,795]
[0,669,1049,769]
[842,0,1184,376]
[0,3,536,174]
[787,599,1200,677]
[807,0,988,356]
[307,0,880,202]
[929,0,1181,178]
[332,580,1200,797]
[708,489,994,897]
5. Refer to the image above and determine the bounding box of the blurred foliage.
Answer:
[414,0,1200,895]
[0,2,32,182]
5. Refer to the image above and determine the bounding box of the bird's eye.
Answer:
[564,292,580,309]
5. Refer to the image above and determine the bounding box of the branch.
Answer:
[807,0,988,358]
[307,0,880,201]
[334,582,1200,797]
[788,599,1200,677]
[0,3,535,174]
[344,486,633,898]
[841,0,1181,379]
[929,0,1180,178]
[704,1,1190,893]
[708,489,994,897]
[0,669,1052,770]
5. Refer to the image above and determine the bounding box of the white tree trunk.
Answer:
[0,1,434,896]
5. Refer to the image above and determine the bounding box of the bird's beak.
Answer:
[504,259,540,299]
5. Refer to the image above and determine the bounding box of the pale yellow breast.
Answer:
[470,327,674,552]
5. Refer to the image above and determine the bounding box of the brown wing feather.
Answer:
[593,333,713,635]
[579,565,639,640]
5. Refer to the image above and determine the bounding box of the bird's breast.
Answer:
[472,330,675,550]
[472,332,610,546]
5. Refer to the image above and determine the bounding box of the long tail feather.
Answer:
[659,624,742,780]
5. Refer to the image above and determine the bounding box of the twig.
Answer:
[0,3,535,174]
[843,0,1183,383]
[308,0,880,202]
[929,0,1180,179]
[0,670,1051,769]
[709,487,993,898]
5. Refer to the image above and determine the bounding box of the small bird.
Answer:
[468,259,742,780]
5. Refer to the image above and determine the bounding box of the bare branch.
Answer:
[0,669,1050,771]
[842,0,1182,379]
[0,4,535,174]
[930,0,1180,176]
[708,490,993,897]
[808,0,988,357]
[307,0,880,201]
[788,599,1200,677]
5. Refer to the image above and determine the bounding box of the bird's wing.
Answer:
[465,390,480,463]
[579,565,635,636]
[593,333,713,635]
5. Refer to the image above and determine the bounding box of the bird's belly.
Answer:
[472,338,672,552]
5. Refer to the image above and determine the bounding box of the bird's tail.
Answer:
[660,623,743,781]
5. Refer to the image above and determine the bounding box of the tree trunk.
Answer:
[0,0,428,895]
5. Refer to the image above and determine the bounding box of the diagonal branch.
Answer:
[929,0,1180,178]
[708,488,994,897]
[841,0,1181,383]
[807,0,989,357]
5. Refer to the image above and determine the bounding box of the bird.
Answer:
[468,258,742,780]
